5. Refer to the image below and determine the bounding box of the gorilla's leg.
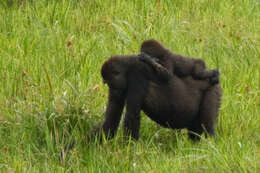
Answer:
[199,85,222,137]
[188,85,222,140]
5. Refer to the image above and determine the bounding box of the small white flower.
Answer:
[133,162,136,168]
[238,142,242,148]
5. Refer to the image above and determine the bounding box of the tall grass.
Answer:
[0,0,259,172]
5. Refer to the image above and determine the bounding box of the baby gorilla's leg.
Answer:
[209,70,220,84]
[192,60,220,84]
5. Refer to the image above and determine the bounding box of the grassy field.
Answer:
[0,0,259,172]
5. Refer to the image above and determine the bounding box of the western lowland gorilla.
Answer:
[90,54,222,141]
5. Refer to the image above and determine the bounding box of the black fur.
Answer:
[140,39,219,84]
[90,55,222,141]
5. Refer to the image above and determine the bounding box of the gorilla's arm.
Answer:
[122,72,149,139]
[101,89,125,138]
[89,89,125,140]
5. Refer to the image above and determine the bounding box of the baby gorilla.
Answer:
[140,39,219,84]
[90,55,222,141]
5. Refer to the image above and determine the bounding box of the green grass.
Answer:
[0,0,259,172]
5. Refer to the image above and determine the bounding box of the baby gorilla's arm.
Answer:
[138,52,171,83]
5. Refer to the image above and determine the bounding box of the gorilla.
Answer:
[140,39,219,84]
[90,54,222,141]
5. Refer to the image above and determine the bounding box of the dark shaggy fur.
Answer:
[140,39,219,84]
[90,55,222,141]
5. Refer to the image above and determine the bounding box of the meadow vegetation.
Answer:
[0,0,259,172]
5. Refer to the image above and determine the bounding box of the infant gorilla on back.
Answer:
[139,39,219,84]
[90,40,222,141]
